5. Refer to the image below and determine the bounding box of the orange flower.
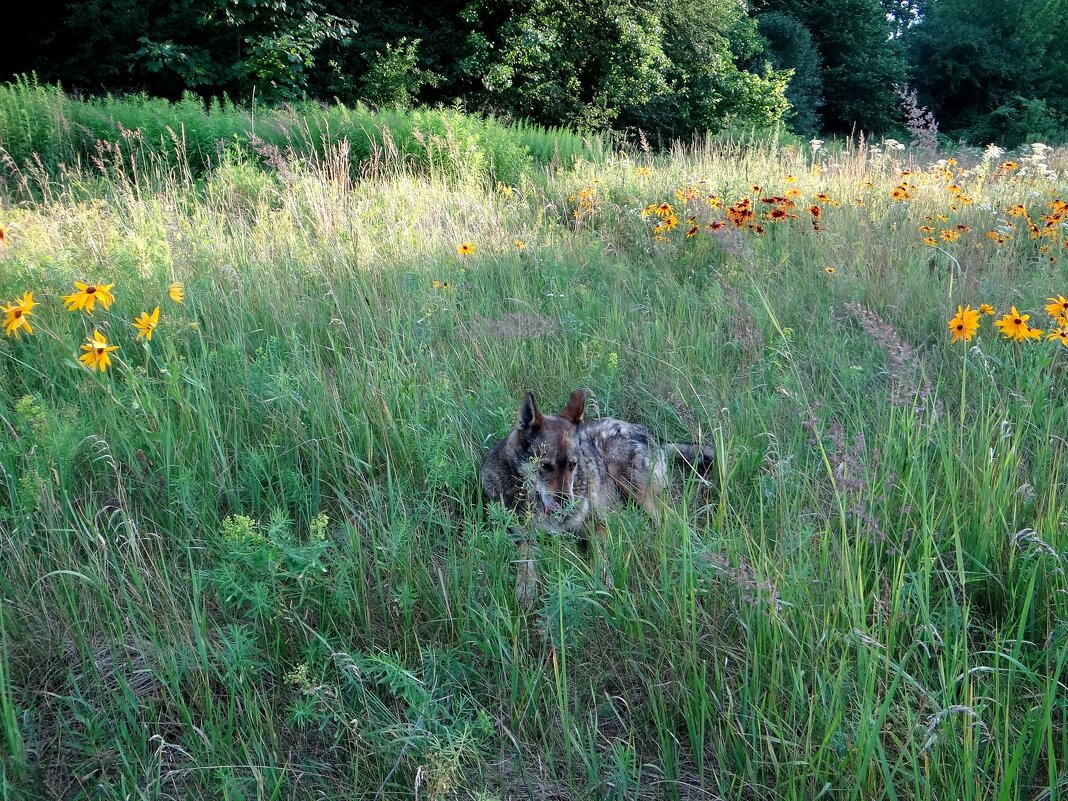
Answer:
[79,330,120,371]
[63,281,115,314]
[948,305,980,343]
[994,307,1034,342]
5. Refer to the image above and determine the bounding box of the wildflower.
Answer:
[707,221,725,231]
[922,237,938,247]
[635,166,652,177]
[168,282,185,303]
[957,195,974,205]
[79,330,119,372]
[514,239,526,250]
[891,184,912,201]
[1048,328,1068,347]
[947,184,962,195]
[1006,204,1029,218]
[986,230,1007,244]
[766,208,790,221]
[814,192,837,205]
[919,225,935,234]
[947,305,980,343]
[132,307,160,341]
[824,266,837,274]
[686,226,699,238]
[63,281,115,314]
[457,242,476,257]
[785,175,798,183]
[750,185,762,194]
[808,205,822,218]
[998,161,1020,171]
[431,280,452,290]
[994,307,1034,342]
[653,202,674,219]
[1045,296,1068,323]
[784,188,803,200]
[979,303,995,316]
[2,291,36,337]
[946,158,958,167]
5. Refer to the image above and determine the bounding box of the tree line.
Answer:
[4,0,1066,147]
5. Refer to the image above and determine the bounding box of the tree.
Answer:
[459,0,789,137]
[755,12,823,136]
[755,0,907,134]
[907,0,1068,145]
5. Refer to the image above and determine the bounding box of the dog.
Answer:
[481,389,715,604]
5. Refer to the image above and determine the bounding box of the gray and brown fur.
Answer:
[481,389,715,535]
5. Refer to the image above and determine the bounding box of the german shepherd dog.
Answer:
[481,390,715,604]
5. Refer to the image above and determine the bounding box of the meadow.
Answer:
[1,94,1067,800]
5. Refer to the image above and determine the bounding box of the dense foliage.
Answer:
[3,0,1068,179]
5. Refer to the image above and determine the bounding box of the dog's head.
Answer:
[515,389,585,516]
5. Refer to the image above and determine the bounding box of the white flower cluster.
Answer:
[1018,142,1057,182]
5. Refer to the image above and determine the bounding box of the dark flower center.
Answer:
[14,310,22,318]
[1014,318,1022,325]
[956,324,963,330]
[87,286,96,294]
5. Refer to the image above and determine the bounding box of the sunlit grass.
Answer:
[1,121,1067,799]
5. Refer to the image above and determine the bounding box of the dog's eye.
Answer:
[540,464,553,475]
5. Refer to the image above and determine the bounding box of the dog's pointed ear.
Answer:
[516,392,543,436]
[560,389,585,424]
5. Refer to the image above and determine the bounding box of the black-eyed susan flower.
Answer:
[686,226,699,238]
[998,161,1019,171]
[1045,296,1068,323]
[824,266,837,274]
[994,307,1034,342]
[948,305,980,343]
[168,282,185,304]
[457,242,476,257]
[980,303,995,316]
[784,188,802,200]
[132,307,160,341]
[1006,204,1028,218]
[2,291,36,337]
[431,279,452,290]
[922,237,938,247]
[808,205,821,218]
[634,166,652,177]
[63,281,115,314]
[919,225,935,234]
[890,184,912,201]
[785,175,798,184]
[940,229,961,242]
[986,231,1008,244]
[1048,328,1068,347]
[514,239,525,250]
[79,330,119,371]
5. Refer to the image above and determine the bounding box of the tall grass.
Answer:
[0,118,1066,800]
[0,77,606,195]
